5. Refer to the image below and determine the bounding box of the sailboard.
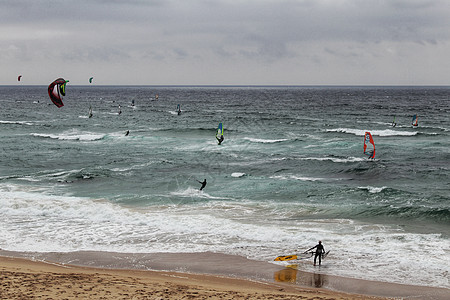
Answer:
[391,116,396,127]
[88,105,93,118]
[274,254,298,261]
[274,252,314,261]
[363,131,375,159]
[412,114,418,127]
[177,104,181,115]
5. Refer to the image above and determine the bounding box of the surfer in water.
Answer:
[305,241,325,266]
[216,134,224,145]
[197,179,207,191]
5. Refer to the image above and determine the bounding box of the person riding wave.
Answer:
[197,179,207,191]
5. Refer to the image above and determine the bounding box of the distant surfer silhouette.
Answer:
[125,130,129,136]
[305,241,325,266]
[216,135,224,145]
[197,179,207,191]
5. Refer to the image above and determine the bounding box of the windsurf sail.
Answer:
[216,122,223,137]
[47,78,69,108]
[363,131,375,159]
[216,122,224,145]
[88,105,93,118]
[412,114,418,126]
[177,104,181,115]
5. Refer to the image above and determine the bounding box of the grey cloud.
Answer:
[1,0,450,85]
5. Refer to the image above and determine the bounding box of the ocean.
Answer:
[0,85,449,289]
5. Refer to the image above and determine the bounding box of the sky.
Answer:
[1,0,450,85]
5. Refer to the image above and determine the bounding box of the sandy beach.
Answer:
[0,255,385,300]
[1,251,449,299]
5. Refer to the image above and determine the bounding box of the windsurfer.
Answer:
[197,179,207,191]
[305,241,325,266]
[216,135,224,145]
[125,130,129,136]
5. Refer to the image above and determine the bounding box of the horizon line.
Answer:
[2,84,450,88]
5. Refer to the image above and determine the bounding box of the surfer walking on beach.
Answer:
[305,241,325,266]
[197,179,207,191]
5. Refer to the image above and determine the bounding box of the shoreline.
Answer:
[1,250,448,299]
[0,255,382,300]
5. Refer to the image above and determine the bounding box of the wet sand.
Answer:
[1,250,448,299]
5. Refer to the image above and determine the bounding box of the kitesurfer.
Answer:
[305,241,325,266]
[197,179,207,191]
[216,135,224,145]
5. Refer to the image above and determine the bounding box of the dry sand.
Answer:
[0,255,385,299]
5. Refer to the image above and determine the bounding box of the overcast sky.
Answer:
[1,0,450,85]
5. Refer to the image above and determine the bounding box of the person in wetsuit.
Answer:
[216,135,224,145]
[197,179,207,191]
[306,241,325,266]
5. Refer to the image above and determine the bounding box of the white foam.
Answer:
[270,175,323,182]
[0,120,34,126]
[30,129,105,141]
[0,184,448,289]
[327,128,418,136]
[244,137,289,143]
[231,172,246,178]
[170,187,223,200]
[358,186,388,193]
[300,156,366,163]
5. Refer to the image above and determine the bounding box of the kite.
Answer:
[18,75,22,81]
[89,77,94,83]
[48,78,69,108]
